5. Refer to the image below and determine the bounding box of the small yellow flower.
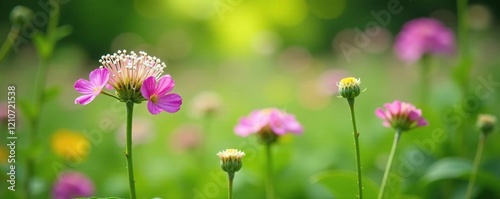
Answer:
[477,114,497,135]
[217,149,245,173]
[337,77,361,99]
[51,129,90,163]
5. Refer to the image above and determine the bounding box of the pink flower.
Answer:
[394,18,455,63]
[74,68,109,105]
[52,171,94,199]
[375,100,428,131]
[141,75,182,115]
[234,108,303,137]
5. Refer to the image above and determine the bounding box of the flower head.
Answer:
[74,68,109,105]
[375,100,428,131]
[217,149,245,173]
[234,108,303,144]
[190,91,223,118]
[477,114,497,135]
[394,18,456,63]
[52,171,94,199]
[141,75,182,114]
[51,129,90,162]
[337,77,361,99]
[99,50,167,103]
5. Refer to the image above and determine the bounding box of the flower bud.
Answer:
[10,6,33,26]
[477,114,497,135]
[217,149,245,173]
[337,77,361,99]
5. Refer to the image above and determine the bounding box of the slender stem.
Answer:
[101,90,121,101]
[0,25,20,62]
[228,172,235,199]
[419,56,431,106]
[347,98,363,199]
[378,129,402,199]
[265,143,274,199]
[465,133,485,199]
[455,0,471,93]
[125,101,137,199]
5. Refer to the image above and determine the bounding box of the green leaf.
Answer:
[310,170,379,199]
[42,86,61,103]
[18,98,36,121]
[421,157,472,183]
[51,25,72,42]
[420,157,500,197]
[33,32,50,58]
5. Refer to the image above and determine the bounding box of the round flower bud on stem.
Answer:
[337,77,361,99]
[217,149,245,173]
[10,6,33,26]
[477,114,497,135]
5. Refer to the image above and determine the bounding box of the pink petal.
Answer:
[375,108,387,120]
[75,94,96,105]
[74,79,94,95]
[269,112,286,135]
[234,118,254,137]
[105,84,114,90]
[388,101,401,116]
[147,100,162,115]
[408,110,421,121]
[155,75,175,96]
[141,76,157,99]
[284,116,303,134]
[155,93,182,113]
[89,68,110,87]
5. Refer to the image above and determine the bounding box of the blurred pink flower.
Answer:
[169,124,202,153]
[141,75,182,115]
[375,100,428,131]
[394,18,455,63]
[190,91,223,119]
[234,108,303,137]
[52,171,94,199]
[74,68,109,105]
[317,69,349,96]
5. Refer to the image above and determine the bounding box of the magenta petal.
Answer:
[147,100,162,115]
[388,101,401,115]
[155,75,175,96]
[89,68,110,87]
[74,79,94,94]
[417,118,429,126]
[141,76,157,99]
[408,110,421,121]
[155,93,182,113]
[75,94,96,105]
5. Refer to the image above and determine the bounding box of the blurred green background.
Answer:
[1,0,500,198]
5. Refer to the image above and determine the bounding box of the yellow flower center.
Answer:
[338,77,360,88]
[150,95,158,103]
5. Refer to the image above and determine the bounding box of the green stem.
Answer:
[0,25,20,63]
[378,129,402,199]
[419,56,431,106]
[455,0,471,93]
[347,98,363,199]
[125,101,137,199]
[265,143,274,199]
[101,90,121,101]
[465,133,485,199]
[228,172,235,199]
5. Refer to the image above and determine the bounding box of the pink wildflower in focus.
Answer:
[74,68,109,105]
[141,75,182,115]
[234,108,303,138]
[52,171,94,199]
[375,100,428,131]
[394,18,455,63]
